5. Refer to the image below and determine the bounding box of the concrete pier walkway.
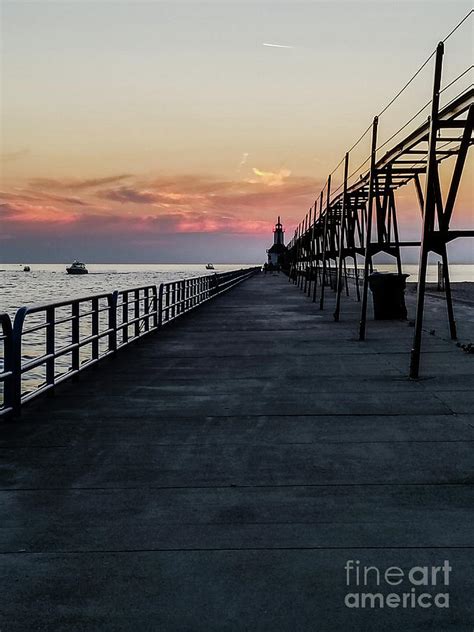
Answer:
[1,274,473,631]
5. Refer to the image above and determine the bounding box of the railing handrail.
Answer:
[0,268,260,418]
[15,291,114,314]
[159,267,259,326]
[117,285,158,295]
[159,268,253,286]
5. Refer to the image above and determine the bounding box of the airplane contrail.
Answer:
[262,42,294,49]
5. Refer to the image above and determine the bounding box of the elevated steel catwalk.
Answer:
[287,41,473,377]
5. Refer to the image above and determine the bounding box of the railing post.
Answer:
[11,308,27,415]
[158,283,164,328]
[144,287,150,332]
[91,297,99,360]
[45,306,55,389]
[168,281,176,320]
[134,289,140,338]
[152,285,158,329]
[122,291,129,344]
[168,284,171,322]
[109,291,118,353]
[1,315,13,415]
[211,273,219,297]
[71,302,80,373]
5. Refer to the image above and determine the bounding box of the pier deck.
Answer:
[1,273,474,631]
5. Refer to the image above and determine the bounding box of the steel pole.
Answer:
[334,152,349,321]
[358,116,379,341]
[319,176,331,310]
[410,42,444,378]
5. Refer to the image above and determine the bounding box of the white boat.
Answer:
[205,263,215,270]
[66,260,88,275]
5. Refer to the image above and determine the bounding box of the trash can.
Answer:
[368,272,409,320]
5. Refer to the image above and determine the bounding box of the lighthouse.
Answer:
[266,216,287,268]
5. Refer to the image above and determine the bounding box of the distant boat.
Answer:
[205,263,215,270]
[23,265,31,272]
[66,260,88,275]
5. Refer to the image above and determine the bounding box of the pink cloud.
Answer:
[1,170,323,238]
[0,201,78,224]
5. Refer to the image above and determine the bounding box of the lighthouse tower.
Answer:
[266,216,287,267]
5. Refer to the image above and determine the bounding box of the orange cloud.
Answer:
[248,167,292,187]
[94,172,320,219]
[1,171,323,239]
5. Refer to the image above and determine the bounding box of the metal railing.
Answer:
[0,313,13,417]
[0,268,259,417]
[159,268,258,325]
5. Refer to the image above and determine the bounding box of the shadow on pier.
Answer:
[1,273,474,630]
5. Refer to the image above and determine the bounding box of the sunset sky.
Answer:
[1,0,472,263]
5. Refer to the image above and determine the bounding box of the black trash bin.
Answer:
[368,272,409,320]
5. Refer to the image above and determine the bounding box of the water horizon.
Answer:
[0,263,260,315]
[1,262,473,317]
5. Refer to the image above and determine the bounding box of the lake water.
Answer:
[1,263,473,316]
[0,263,260,316]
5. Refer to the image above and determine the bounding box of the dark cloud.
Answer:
[28,174,133,190]
[98,186,159,204]
[0,190,87,206]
